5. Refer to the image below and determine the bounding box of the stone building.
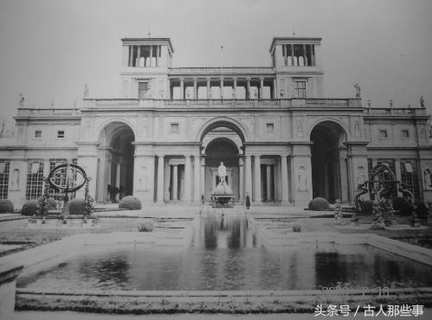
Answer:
[1,36,431,208]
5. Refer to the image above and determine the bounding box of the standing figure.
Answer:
[420,95,425,108]
[245,193,251,210]
[83,84,89,98]
[354,83,361,98]
[218,162,227,184]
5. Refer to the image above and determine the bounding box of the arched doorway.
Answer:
[310,121,347,203]
[201,121,245,201]
[205,137,239,197]
[97,122,135,203]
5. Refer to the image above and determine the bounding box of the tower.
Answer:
[269,37,323,98]
[120,38,174,99]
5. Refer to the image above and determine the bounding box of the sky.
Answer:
[1,0,432,121]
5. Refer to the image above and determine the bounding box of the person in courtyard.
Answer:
[245,192,251,210]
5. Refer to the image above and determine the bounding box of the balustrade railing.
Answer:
[364,108,416,116]
[169,67,275,75]
[17,108,80,117]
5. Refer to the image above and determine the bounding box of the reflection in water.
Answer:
[17,213,432,291]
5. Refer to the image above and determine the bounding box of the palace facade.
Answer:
[1,36,432,208]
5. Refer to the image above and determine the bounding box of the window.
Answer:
[35,130,42,138]
[57,130,65,139]
[138,81,149,99]
[376,159,398,198]
[295,80,307,98]
[0,161,10,199]
[401,129,410,139]
[400,159,419,200]
[266,123,274,133]
[26,160,44,200]
[170,123,179,133]
[379,129,388,140]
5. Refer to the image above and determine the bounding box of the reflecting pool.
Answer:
[17,213,432,291]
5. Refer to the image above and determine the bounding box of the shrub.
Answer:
[37,196,57,211]
[0,199,14,214]
[360,200,374,214]
[292,224,301,232]
[119,196,142,210]
[137,219,154,232]
[69,198,85,215]
[392,197,412,216]
[21,200,39,216]
[414,200,428,219]
[308,197,330,211]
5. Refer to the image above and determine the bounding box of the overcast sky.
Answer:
[1,0,431,120]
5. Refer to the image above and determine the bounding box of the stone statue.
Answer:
[83,84,89,98]
[334,199,343,225]
[370,200,385,229]
[354,83,361,98]
[420,95,425,108]
[218,162,227,184]
[19,94,25,107]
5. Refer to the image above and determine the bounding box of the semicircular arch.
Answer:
[308,118,350,143]
[197,117,249,142]
[96,118,137,145]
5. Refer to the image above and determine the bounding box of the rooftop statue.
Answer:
[354,83,361,98]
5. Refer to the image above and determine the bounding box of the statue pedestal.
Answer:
[211,182,235,208]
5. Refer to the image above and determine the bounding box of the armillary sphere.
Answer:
[47,163,87,193]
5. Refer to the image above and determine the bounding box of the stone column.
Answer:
[136,45,141,66]
[281,155,289,205]
[238,157,244,202]
[266,165,272,201]
[172,165,178,200]
[303,44,307,66]
[233,78,237,99]
[201,157,206,200]
[220,77,224,99]
[207,78,211,99]
[115,163,121,202]
[253,155,262,204]
[155,45,159,67]
[164,158,170,201]
[128,45,133,67]
[193,155,200,202]
[180,79,184,100]
[273,78,277,99]
[157,154,164,204]
[291,44,295,66]
[245,155,252,198]
[260,78,264,99]
[193,79,198,100]
[246,78,251,100]
[150,45,153,67]
[184,155,192,202]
